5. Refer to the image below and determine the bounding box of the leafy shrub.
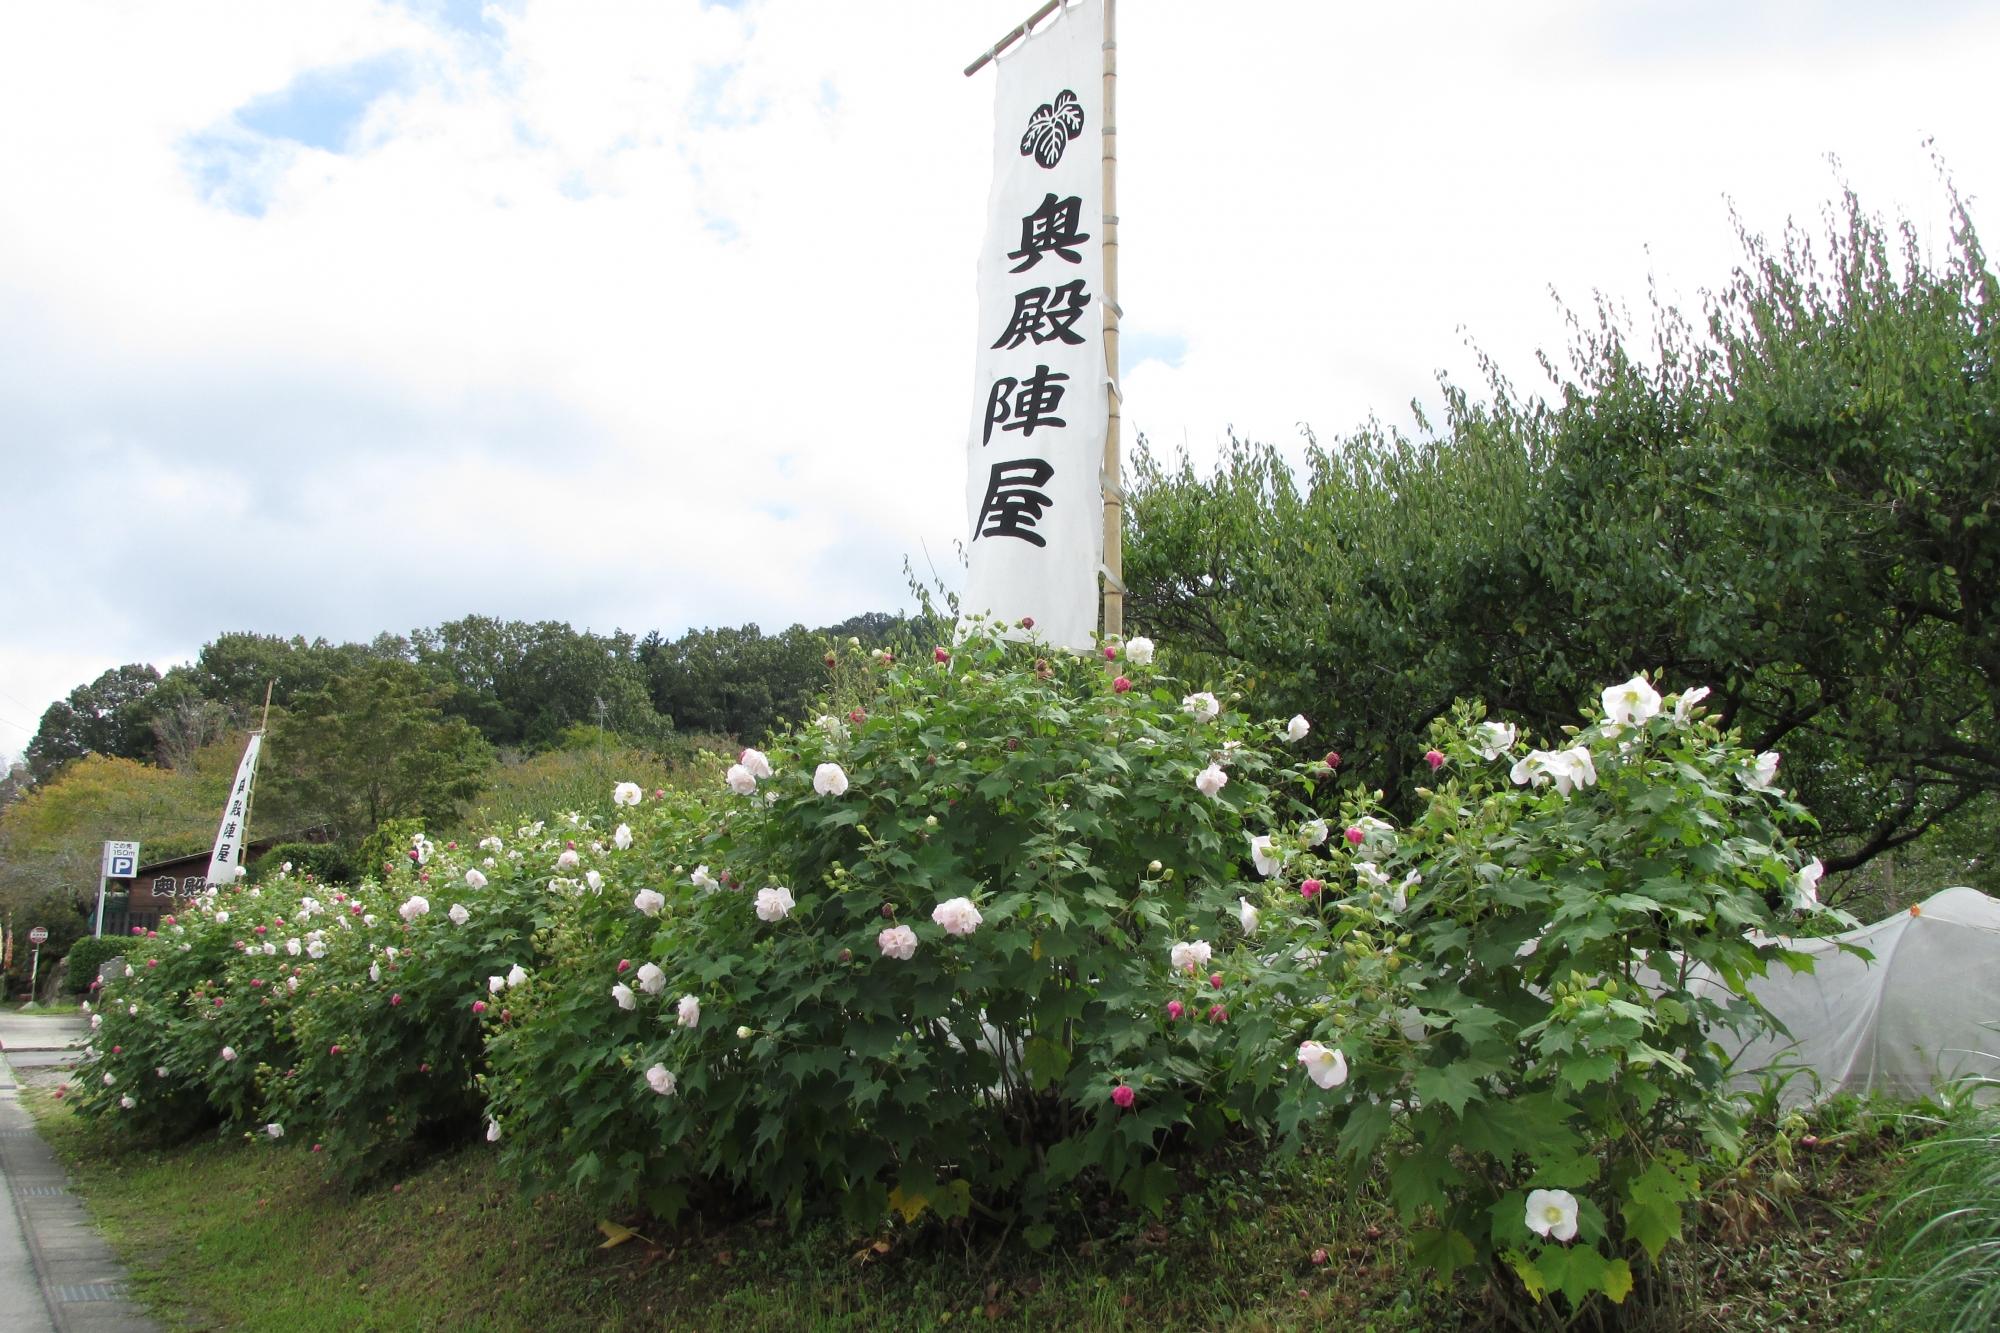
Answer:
[251,840,355,886]
[487,629,1315,1232]
[63,935,129,994]
[1252,679,1839,1323]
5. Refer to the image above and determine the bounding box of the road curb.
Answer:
[0,1053,159,1332]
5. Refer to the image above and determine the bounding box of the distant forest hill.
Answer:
[23,611,934,781]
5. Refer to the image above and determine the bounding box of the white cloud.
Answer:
[2,0,1998,762]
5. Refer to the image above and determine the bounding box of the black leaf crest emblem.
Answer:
[1020,89,1084,169]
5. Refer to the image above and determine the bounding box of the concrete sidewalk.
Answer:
[0,1010,157,1332]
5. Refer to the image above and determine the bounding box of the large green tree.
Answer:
[268,659,492,845]
[1126,189,1998,873]
[25,663,164,778]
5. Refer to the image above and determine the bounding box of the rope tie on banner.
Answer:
[1098,564,1127,594]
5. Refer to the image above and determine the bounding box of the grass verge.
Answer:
[18,1077,1920,1332]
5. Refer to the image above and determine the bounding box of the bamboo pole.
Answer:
[963,0,1065,77]
[259,679,273,733]
[1099,0,1123,641]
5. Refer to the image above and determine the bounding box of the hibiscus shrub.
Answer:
[1254,678,1838,1323]
[487,628,1329,1233]
[68,879,309,1132]
[261,838,561,1183]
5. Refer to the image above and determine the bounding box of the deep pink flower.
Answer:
[1209,972,1224,990]
[472,1000,487,1014]
[329,1044,341,1055]
[1019,616,1035,630]
[1208,1004,1228,1023]
[250,978,263,988]
[1344,826,1364,847]
[1111,1084,1135,1109]
[848,708,867,726]
[1114,676,1133,693]
[1103,646,1118,660]
[390,994,403,1007]
[1325,751,1341,769]
[312,1144,323,1153]
[1166,1000,1185,1020]
[1425,749,1445,771]
[1301,878,1323,898]
[254,925,268,935]
[935,646,950,663]
[147,959,157,968]
[214,997,225,1007]
[616,959,632,973]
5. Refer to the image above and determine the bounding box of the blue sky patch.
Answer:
[1121,330,1188,374]
[235,54,411,152]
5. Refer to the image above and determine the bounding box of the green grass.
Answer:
[18,1083,1923,1332]
[1860,1083,2000,1331]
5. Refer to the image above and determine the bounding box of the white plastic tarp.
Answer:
[1697,886,2000,1108]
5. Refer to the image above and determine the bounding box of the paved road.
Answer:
[0,1010,156,1331]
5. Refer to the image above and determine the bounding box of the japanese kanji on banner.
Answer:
[205,732,262,887]
[962,0,1106,650]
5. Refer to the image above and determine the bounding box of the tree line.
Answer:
[1124,188,1997,883]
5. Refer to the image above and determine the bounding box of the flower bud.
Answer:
[736,1026,754,1040]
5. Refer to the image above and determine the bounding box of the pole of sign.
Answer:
[1098,0,1122,640]
[29,948,39,997]
[94,865,107,938]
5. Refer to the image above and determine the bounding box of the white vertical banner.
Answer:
[205,732,262,887]
[962,0,1106,650]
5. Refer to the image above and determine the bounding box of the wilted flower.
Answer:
[398,895,430,922]
[119,1095,135,1109]
[932,897,983,936]
[634,889,666,917]
[740,748,773,779]
[1394,869,1420,913]
[479,836,504,852]
[1297,1041,1348,1089]
[1743,751,1783,793]
[613,824,633,850]
[1124,636,1155,665]
[506,964,527,988]
[814,713,847,740]
[1238,896,1260,935]
[644,1064,677,1096]
[611,983,636,1011]
[636,962,666,995]
[1299,819,1329,847]
[1182,691,1220,722]
[814,762,850,796]
[878,925,918,960]
[1795,857,1825,910]
[585,869,603,892]
[676,994,701,1028]
[1170,940,1212,973]
[1195,763,1229,798]
[1601,675,1662,727]
[464,868,488,890]
[265,1123,284,1139]
[691,865,718,891]
[613,781,642,806]
[1249,834,1282,878]
[1286,714,1310,741]
[1474,721,1518,760]
[486,1119,502,1143]
[755,887,796,922]
[1672,685,1711,723]
[449,903,471,926]
[1525,1188,1580,1242]
[1354,861,1390,891]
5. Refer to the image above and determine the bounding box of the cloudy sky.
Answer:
[3,0,1997,765]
